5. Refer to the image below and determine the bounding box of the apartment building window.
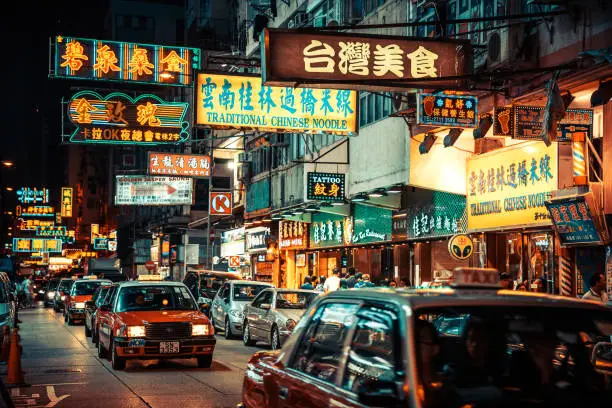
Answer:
[359,92,393,127]
[364,0,386,16]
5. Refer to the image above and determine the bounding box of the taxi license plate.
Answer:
[160,341,180,353]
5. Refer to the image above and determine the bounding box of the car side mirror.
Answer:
[99,305,111,312]
[260,303,271,310]
[357,381,399,407]
[592,341,612,374]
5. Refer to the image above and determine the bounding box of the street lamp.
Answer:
[4,187,12,192]
[0,161,13,168]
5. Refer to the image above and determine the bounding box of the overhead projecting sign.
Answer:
[67,91,190,145]
[51,36,200,86]
[114,176,193,206]
[148,152,210,177]
[210,192,232,215]
[307,172,345,202]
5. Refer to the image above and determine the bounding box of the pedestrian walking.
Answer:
[389,280,397,287]
[345,268,357,288]
[355,274,375,288]
[25,276,34,307]
[323,268,341,293]
[315,276,326,292]
[300,276,314,290]
[582,272,609,305]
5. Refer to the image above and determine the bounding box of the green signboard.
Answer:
[350,204,392,244]
[310,212,346,248]
[407,191,466,240]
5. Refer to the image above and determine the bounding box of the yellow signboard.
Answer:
[196,73,357,135]
[467,142,558,231]
[61,187,73,217]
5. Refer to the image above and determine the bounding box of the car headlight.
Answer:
[286,319,296,331]
[60,295,66,301]
[47,291,55,298]
[127,326,145,338]
[38,290,44,294]
[74,302,86,309]
[229,310,243,319]
[192,324,211,336]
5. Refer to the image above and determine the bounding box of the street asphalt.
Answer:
[4,303,262,408]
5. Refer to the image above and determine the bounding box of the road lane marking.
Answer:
[45,385,69,407]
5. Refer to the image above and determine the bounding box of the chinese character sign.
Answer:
[52,36,200,86]
[418,94,478,128]
[61,187,73,217]
[21,206,56,217]
[279,221,308,250]
[467,141,558,231]
[148,152,210,177]
[36,226,67,237]
[12,238,62,253]
[545,195,604,246]
[16,188,49,204]
[309,213,345,248]
[262,29,473,90]
[67,91,190,145]
[196,73,357,135]
[307,172,345,202]
[19,219,55,231]
[114,176,194,206]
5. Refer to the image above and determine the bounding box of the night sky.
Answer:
[0,1,109,190]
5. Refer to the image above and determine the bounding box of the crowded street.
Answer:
[9,303,257,408]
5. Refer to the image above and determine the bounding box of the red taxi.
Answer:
[97,276,216,370]
[63,277,112,325]
[240,268,612,408]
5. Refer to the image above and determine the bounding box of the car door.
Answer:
[98,286,117,349]
[249,290,273,340]
[211,285,227,327]
[263,301,361,408]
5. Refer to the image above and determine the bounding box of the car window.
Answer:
[116,285,197,312]
[58,280,74,291]
[252,291,273,308]
[94,288,109,306]
[291,302,360,384]
[73,281,110,296]
[220,285,230,299]
[102,286,117,307]
[275,292,317,310]
[232,284,267,301]
[415,306,612,406]
[341,305,400,393]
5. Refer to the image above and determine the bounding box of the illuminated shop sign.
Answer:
[545,194,606,246]
[310,213,346,248]
[67,91,190,145]
[221,227,246,257]
[94,238,109,250]
[61,187,73,217]
[417,93,478,128]
[20,205,55,217]
[16,188,49,204]
[493,106,593,141]
[12,238,63,253]
[36,226,67,237]
[51,35,200,86]
[20,219,55,231]
[467,141,558,231]
[246,227,270,252]
[306,172,345,202]
[405,191,467,240]
[148,152,210,177]
[196,73,357,135]
[262,29,473,90]
[114,176,194,206]
[350,204,392,244]
[279,221,308,250]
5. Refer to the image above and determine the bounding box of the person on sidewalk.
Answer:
[582,272,609,305]
[300,276,314,290]
[315,276,326,292]
[323,269,341,293]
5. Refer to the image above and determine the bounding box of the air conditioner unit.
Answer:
[487,25,527,69]
[238,152,252,163]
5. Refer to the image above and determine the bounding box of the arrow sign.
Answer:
[210,192,232,215]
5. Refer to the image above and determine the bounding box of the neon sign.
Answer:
[51,36,200,87]
[19,219,55,231]
[66,91,190,145]
[12,238,63,253]
[61,187,73,217]
[20,205,56,217]
[16,188,49,204]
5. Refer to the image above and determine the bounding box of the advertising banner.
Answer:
[196,73,357,135]
[114,175,193,206]
[12,238,62,253]
[279,221,308,250]
[467,142,558,231]
[417,93,478,128]
[545,195,605,246]
[51,35,200,86]
[262,29,473,90]
[148,152,210,177]
[306,172,345,202]
[67,91,190,145]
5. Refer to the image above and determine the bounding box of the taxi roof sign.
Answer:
[82,275,98,280]
[137,274,164,281]
[451,267,500,289]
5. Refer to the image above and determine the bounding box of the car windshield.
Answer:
[415,306,612,407]
[57,280,73,291]
[73,281,109,296]
[48,279,60,290]
[232,284,268,301]
[116,285,196,312]
[275,292,317,309]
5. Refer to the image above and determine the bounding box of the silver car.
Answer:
[210,280,273,339]
[242,288,318,350]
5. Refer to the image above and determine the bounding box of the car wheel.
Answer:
[197,355,213,368]
[85,322,92,337]
[97,336,106,359]
[243,321,255,346]
[224,319,233,339]
[270,325,281,350]
[111,339,126,370]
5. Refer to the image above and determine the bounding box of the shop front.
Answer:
[220,227,249,277]
[309,211,347,280]
[278,220,308,289]
[467,141,564,293]
[404,189,469,286]
[245,226,275,284]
